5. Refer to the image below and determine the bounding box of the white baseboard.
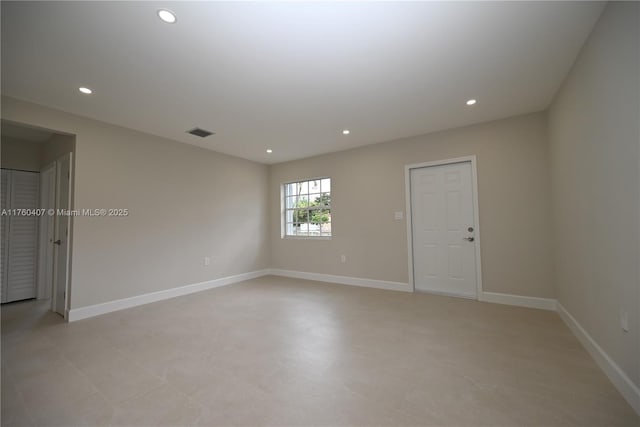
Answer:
[268,269,412,292]
[415,288,477,300]
[480,291,557,311]
[67,269,270,322]
[557,302,640,416]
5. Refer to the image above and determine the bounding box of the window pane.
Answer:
[310,208,330,225]
[309,180,321,194]
[284,182,296,197]
[286,182,308,197]
[285,209,294,223]
[286,196,298,209]
[296,196,310,209]
[287,195,310,210]
[286,223,295,235]
[304,221,320,236]
[294,226,308,237]
[308,192,321,205]
[320,178,331,193]
[292,208,308,224]
[297,181,309,195]
[318,192,330,207]
[320,222,331,235]
[287,222,303,236]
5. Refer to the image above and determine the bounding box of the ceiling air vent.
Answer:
[187,127,214,138]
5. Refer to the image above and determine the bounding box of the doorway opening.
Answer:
[405,156,483,299]
[1,120,75,320]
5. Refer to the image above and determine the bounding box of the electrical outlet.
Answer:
[620,309,629,332]
[394,211,404,220]
[340,254,346,263]
[204,257,211,267]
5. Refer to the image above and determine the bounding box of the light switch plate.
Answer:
[620,309,629,332]
[394,211,404,220]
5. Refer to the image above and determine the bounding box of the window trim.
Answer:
[281,176,332,240]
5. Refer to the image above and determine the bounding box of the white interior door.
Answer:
[37,163,56,300]
[53,153,72,316]
[3,170,40,303]
[410,161,478,298]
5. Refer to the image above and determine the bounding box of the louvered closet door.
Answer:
[1,170,10,303]
[6,171,39,302]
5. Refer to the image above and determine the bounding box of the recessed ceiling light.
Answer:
[342,129,350,135]
[157,9,177,24]
[466,99,477,106]
[78,87,93,94]
[266,149,273,154]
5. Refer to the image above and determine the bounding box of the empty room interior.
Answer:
[1,1,639,426]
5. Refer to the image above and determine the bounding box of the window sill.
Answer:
[282,236,332,241]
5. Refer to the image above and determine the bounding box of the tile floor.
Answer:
[1,276,638,426]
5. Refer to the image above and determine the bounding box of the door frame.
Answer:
[51,153,73,319]
[1,169,12,303]
[37,162,56,300]
[404,155,483,298]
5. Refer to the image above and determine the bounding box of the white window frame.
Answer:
[281,177,331,239]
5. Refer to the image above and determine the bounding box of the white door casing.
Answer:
[53,153,72,317]
[406,157,482,299]
[1,169,11,303]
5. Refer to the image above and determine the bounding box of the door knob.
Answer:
[463,237,475,242]
[53,240,61,245]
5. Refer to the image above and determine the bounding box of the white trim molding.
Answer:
[67,269,270,322]
[480,291,557,311]
[557,302,640,416]
[268,269,412,292]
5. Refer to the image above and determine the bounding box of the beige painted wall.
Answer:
[1,132,75,172]
[41,133,75,167]
[548,2,639,388]
[270,112,554,298]
[1,136,42,171]
[1,96,270,309]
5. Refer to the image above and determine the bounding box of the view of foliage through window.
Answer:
[284,178,331,237]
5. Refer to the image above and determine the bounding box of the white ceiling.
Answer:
[1,1,604,164]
